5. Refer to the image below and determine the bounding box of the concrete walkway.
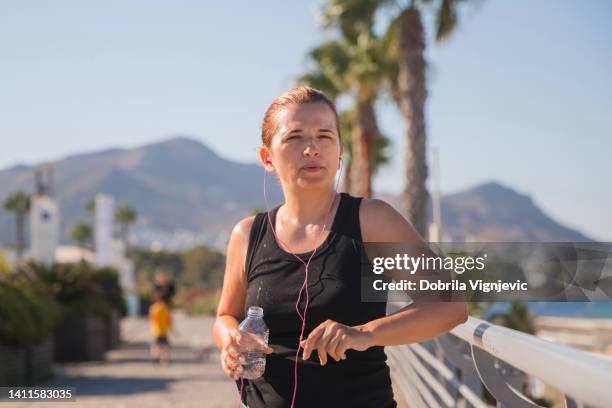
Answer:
[1,312,239,408]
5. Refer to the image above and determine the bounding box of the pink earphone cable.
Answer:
[239,157,342,408]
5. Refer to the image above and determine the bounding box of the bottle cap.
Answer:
[247,306,264,318]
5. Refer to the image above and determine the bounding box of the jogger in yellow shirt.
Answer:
[149,293,172,364]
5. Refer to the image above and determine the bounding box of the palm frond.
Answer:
[435,0,460,41]
[321,0,380,41]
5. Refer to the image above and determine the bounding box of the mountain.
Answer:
[0,137,592,251]
[377,181,593,242]
[0,136,284,249]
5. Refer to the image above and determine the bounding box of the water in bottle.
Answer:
[238,306,269,379]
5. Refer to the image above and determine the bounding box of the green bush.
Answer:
[0,261,127,348]
[22,261,127,319]
[188,295,219,316]
[179,288,221,316]
[0,279,61,346]
[90,266,128,317]
[16,279,62,341]
[132,245,226,294]
[0,281,38,345]
[181,246,225,287]
[490,301,535,334]
[0,249,11,274]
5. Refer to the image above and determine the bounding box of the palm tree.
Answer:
[339,110,355,192]
[115,205,137,249]
[323,0,468,236]
[85,198,96,214]
[347,32,389,198]
[492,301,536,335]
[338,109,392,194]
[299,40,353,192]
[2,191,31,264]
[299,32,392,197]
[71,221,93,249]
[249,206,265,216]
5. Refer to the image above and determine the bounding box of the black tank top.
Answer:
[236,192,397,408]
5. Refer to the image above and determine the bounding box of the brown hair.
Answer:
[261,86,341,148]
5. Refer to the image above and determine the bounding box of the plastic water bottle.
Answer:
[238,306,269,379]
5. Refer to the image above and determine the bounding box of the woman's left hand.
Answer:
[299,320,374,365]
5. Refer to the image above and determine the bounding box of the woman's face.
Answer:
[262,103,343,190]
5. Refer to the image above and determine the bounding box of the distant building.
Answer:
[55,245,95,263]
[95,193,114,266]
[95,194,138,316]
[30,195,59,264]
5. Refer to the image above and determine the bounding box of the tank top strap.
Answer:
[334,193,364,242]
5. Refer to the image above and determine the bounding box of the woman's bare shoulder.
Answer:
[229,215,257,252]
[223,215,258,284]
[359,197,422,243]
[233,215,257,237]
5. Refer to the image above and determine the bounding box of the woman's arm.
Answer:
[213,216,253,350]
[300,198,468,364]
[358,198,468,346]
[214,216,270,380]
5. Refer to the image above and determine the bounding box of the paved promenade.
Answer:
[1,312,239,408]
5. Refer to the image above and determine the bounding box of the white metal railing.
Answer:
[386,306,612,408]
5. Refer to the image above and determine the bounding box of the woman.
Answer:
[213,86,468,407]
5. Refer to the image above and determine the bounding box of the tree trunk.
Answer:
[16,213,24,264]
[122,225,130,256]
[398,8,429,238]
[341,156,352,193]
[350,101,379,198]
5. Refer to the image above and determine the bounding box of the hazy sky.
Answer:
[1,1,611,239]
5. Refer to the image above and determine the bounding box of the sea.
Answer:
[483,301,612,319]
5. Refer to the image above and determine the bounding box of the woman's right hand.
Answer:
[220,328,273,380]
